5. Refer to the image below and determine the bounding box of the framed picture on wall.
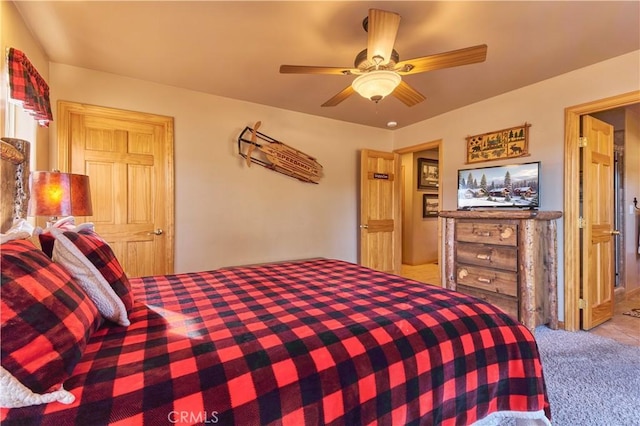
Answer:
[465,123,531,164]
[418,158,439,190]
[423,194,439,217]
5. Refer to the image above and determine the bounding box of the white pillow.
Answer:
[0,231,30,245]
[0,219,34,244]
[0,367,75,408]
[43,216,76,232]
[50,228,130,326]
[39,216,94,234]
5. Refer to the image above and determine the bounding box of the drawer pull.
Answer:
[500,227,514,239]
[476,253,492,261]
[474,231,492,237]
[477,277,492,284]
[458,268,469,280]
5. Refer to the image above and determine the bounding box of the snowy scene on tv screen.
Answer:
[458,162,539,208]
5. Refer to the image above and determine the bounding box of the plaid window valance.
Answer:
[7,48,53,127]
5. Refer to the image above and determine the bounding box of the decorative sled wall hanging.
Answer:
[238,121,323,184]
[465,123,531,164]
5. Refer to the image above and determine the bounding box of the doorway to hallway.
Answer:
[563,91,640,332]
[395,140,443,286]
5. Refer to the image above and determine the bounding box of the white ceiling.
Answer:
[14,1,640,130]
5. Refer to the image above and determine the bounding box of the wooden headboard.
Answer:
[0,137,30,233]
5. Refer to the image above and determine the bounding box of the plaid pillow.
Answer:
[1,238,102,407]
[38,233,55,258]
[38,217,84,258]
[50,228,134,326]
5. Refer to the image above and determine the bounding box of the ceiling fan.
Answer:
[279,9,487,107]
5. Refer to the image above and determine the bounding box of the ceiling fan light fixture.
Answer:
[351,70,401,102]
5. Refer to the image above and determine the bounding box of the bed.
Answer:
[1,138,551,425]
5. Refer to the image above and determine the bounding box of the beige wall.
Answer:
[401,153,414,263]
[48,63,393,272]
[393,50,640,321]
[1,1,50,170]
[402,149,438,265]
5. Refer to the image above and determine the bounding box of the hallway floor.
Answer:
[399,264,640,346]
[588,292,640,347]
[400,263,441,286]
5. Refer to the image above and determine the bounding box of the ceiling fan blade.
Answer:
[392,81,426,107]
[396,44,488,75]
[367,9,401,65]
[321,85,355,107]
[280,65,355,75]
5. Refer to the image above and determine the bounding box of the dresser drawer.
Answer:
[456,221,518,246]
[455,264,518,297]
[456,242,517,271]
[458,285,519,320]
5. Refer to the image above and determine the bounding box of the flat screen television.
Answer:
[457,161,540,209]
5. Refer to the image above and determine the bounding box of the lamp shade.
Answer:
[29,171,93,217]
[351,70,401,102]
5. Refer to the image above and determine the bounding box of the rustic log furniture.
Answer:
[440,210,562,331]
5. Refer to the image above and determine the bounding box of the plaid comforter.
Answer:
[1,259,551,425]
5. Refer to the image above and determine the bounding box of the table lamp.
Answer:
[29,171,93,226]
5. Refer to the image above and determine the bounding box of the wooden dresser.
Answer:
[439,210,562,331]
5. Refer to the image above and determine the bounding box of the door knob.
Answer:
[610,230,620,236]
[360,224,369,229]
[148,228,164,236]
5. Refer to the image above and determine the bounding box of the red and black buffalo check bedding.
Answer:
[1,259,551,425]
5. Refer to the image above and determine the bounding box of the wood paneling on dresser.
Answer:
[440,210,562,331]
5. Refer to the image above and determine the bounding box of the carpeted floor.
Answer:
[535,327,640,426]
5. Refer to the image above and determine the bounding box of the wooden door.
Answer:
[360,149,401,274]
[58,101,174,278]
[581,115,615,329]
